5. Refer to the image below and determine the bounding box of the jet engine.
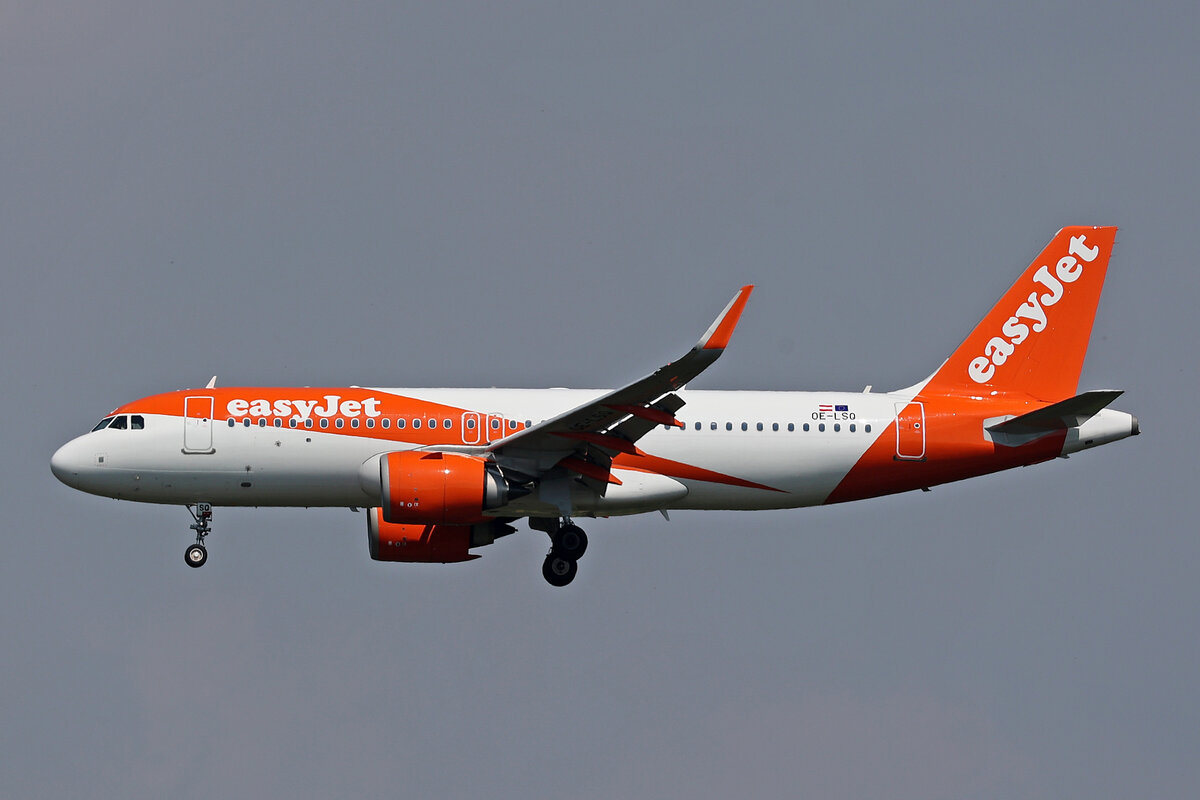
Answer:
[366,508,517,563]
[379,450,522,525]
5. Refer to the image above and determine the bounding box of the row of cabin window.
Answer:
[227,417,531,431]
[220,416,872,434]
[668,421,873,433]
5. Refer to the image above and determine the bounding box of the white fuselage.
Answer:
[51,388,912,516]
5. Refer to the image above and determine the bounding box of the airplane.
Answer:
[51,226,1138,586]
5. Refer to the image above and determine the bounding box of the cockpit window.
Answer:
[91,417,114,432]
[130,415,145,430]
[109,415,128,430]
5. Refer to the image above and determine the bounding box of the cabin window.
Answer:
[467,418,476,429]
[788,423,795,432]
[243,419,251,428]
[865,424,872,433]
[444,419,452,429]
[849,423,856,432]
[819,423,826,432]
[366,418,375,429]
[491,419,500,430]
[803,423,810,432]
[381,418,390,429]
[258,419,267,427]
[396,419,405,429]
[227,418,235,428]
[320,419,329,429]
[757,422,764,431]
[304,419,313,429]
[289,418,298,428]
[351,419,360,429]
[834,423,841,432]
[772,423,779,431]
[726,422,733,431]
[335,419,344,429]
[413,419,421,429]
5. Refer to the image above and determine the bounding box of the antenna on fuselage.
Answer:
[205,376,217,389]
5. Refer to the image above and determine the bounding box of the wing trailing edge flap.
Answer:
[552,393,686,493]
[986,390,1124,436]
[485,287,753,484]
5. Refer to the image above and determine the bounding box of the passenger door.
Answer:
[894,401,925,460]
[183,396,215,454]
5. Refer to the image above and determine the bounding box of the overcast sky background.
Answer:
[3,2,1197,797]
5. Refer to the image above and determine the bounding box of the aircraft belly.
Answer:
[87,467,368,506]
[86,423,385,506]
[586,471,689,514]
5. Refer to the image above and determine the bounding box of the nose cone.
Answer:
[51,437,87,489]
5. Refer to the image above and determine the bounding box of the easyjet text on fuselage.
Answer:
[226,395,383,420]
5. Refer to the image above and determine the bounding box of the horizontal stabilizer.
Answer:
[986,390,1124,435]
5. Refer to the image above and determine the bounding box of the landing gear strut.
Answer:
[541,519,589,587]
[184,502,213,568]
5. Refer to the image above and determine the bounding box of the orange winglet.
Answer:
[605,404,684,428]
[700,285,754,350]
[560,456,623,485]
[553,431,639,454]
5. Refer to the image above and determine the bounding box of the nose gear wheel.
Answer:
[184,503,213,569]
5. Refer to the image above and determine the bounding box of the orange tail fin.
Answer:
[923,226,1118,401]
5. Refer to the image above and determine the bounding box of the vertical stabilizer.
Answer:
[923,226,1117,401]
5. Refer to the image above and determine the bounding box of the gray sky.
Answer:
[4,2,1197,797]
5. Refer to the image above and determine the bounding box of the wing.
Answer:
[485,286,754,490]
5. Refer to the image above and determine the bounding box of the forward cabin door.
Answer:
[183,396,215,454]
[894,401,925,460]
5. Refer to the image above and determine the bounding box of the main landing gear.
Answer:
[184,502,213,568]
[541,520,588,587]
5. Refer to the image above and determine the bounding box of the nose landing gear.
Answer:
[184,503,213,568]
[541,520,589,587]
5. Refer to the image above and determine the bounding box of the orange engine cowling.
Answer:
[366,508,518,563]
[380,450,510,525]
[367,509,477,563]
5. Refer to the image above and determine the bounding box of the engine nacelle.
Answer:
[379,450,511,525]
[367,509,477,563]
[366,508,518,563]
